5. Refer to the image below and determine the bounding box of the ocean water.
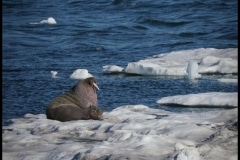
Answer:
[2,0,238,125]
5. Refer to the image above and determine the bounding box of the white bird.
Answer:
[51,71,58,78]
[70,69,94,80]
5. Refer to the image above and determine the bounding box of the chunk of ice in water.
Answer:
[186,61,201,79]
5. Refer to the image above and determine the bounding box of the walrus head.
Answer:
[85,77,100,92]
[71,77,99,109]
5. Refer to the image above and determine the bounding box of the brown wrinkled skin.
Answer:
[46,77,104,122]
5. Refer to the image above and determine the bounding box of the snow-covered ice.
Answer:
[3,105,238,160]
[157,92,238,107]
[123,48,237,76]
[125,61,187,76]
[70,69,94,80]
[217,78,238,83]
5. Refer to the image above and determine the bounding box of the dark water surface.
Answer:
[2,0,238,125]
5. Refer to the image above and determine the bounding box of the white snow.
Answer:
[70,69,94,80]
[124,48,237,76]
[157,92,238,107]
[2,105,238,160]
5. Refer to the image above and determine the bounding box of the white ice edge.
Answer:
[217,78,238,83]
[103,48,238,76]
[157,92,238,107]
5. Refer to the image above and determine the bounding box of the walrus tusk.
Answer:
[93,83,100,90]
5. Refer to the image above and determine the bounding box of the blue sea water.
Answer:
[2,0,238,125]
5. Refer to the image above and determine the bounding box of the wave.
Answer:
[178,32,208,38]
[139,18,191,27]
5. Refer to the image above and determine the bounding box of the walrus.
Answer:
[46,77,104,122]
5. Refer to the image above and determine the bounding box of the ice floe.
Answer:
[217,78,238,83]
[103,48,238,76]
[70,69,94,80]
[157,92,238,107]
[2,105,237,160]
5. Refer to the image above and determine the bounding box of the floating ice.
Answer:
[70,69,94,80]
[186,61,201,79]
[199,55,238,74]
[2,105,238,160]
[124,48,237,76]
[30,17,57,25]
[102,65,124,73]
[125,61,186,76]
[40,17,57,24]
[157,92,238,107]
[217,78,238,83]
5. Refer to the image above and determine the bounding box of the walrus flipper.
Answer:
[89,106,105,120]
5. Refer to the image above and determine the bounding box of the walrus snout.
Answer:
[86,77,100,91]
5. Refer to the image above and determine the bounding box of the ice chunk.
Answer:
[30,17,57,25]
[157,92,238,107]
[124,48,237,76]
[102,65,124,73]
[2,105,237,160]
[217,78,238,83]
[40,17,57,24]
[186,61,201,79]
[70,69,93,80]
[125,62,186,76]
